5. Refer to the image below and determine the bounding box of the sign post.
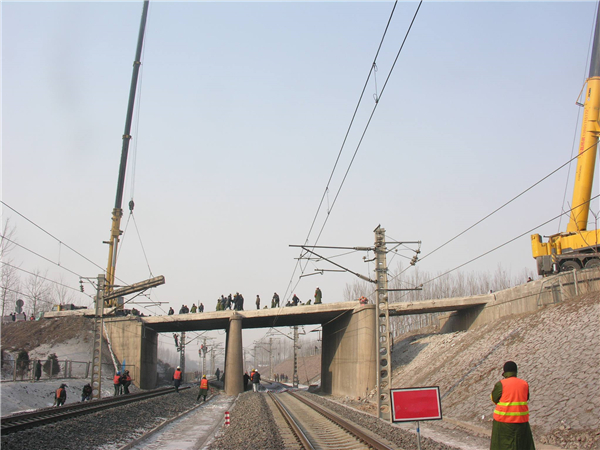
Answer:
[390,386,442,449]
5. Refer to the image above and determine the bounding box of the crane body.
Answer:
[531,5,600,275]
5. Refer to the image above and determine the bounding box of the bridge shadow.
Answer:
[392,333,430,367]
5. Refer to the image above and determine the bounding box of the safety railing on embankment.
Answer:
[0,359,135,383]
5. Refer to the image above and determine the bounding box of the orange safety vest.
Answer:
[113,375,121,385]
[493,377,529,423]
[174,370,182,380]
[56,387,65,398]
[200,378,208,389]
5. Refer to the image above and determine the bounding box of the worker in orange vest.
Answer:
[113,371,122,396]
[54,383,67,407]
[197,375,209,401]
[490,361,535,449]
[173,366,183,393]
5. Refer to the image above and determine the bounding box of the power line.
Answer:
[417,141,600,265]
[284,1,401,301]
[0,261,93,299]
[284,0,423,301]
[0,234,85,279]
[1,201,157,298]
[1,201,106,273]
[389,193,600,295]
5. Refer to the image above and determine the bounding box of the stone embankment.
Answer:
[389,292,600,449]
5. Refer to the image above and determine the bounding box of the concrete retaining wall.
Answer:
[439,267,600,332]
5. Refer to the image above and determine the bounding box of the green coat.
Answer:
[490,374,535,450]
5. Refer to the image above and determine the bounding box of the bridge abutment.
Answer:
[104,317,158,390]
[321,304,376,398]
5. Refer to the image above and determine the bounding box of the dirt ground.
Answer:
[1,316,93,352]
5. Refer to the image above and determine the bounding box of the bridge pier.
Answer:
[224,313,244,395]
[321,304,376,399]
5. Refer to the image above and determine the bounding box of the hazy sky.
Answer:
[3,1,599,357]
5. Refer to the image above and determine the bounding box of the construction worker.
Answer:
[173,366,183,393]
[197,375,209,401]
[251,369,261,392]
[54,384,67,407]
[113,371,122,396]
[490,361,535,450]
[81,383,92,402]
[121,370,132,395]
[314,287,322,304]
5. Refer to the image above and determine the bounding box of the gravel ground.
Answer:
[390,293,600,449]
[0,386,202,450]
[206,391,285,450]
[296,391,463,450]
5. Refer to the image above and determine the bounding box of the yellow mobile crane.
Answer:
[531,5,600,275]
[104,0,150,306]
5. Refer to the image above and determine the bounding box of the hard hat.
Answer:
[177,366,181,370]
[117,371,121,375]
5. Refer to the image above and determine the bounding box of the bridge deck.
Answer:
[140,294,490,332]
[42,295,490,333]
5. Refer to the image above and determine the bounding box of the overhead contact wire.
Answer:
[284,0,401,302]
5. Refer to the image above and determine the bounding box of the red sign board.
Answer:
[390,386,442,422]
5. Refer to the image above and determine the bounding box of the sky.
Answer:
[2,1,600,355]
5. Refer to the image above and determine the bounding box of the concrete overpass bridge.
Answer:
[99,295,490,398]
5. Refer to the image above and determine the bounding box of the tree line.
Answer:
[1,219,87,318]
[343,263,535,337]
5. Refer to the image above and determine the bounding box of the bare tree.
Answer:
[24,269,53,316]
[342,279,372,302]
[1,219,20,317]
[51,274,77,307]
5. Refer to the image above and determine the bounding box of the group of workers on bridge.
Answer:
[216,293,245,311]
[162,288,325,317]
[168,303,205,315]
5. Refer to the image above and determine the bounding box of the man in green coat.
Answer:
[490,361,535,450]
[314,287,322,304]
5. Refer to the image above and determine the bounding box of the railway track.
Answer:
[267,391,395,450]
[1,386,190,435]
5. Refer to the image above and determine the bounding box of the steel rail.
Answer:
[1,386,189,435]
[267,392,315,450]
[288,391,396,450]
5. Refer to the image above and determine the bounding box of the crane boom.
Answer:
[105,0,150,305]
[567,5,600,233]
[531,3,600,275]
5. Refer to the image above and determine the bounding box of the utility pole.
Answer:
[90,275,105,400]
[179,331,186,377]
[202,337,207,376]
[291,225,421,422]
[374,226,392,421]
[211,347,215,375]
[293,326,299,388]
[269,337,273,379]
